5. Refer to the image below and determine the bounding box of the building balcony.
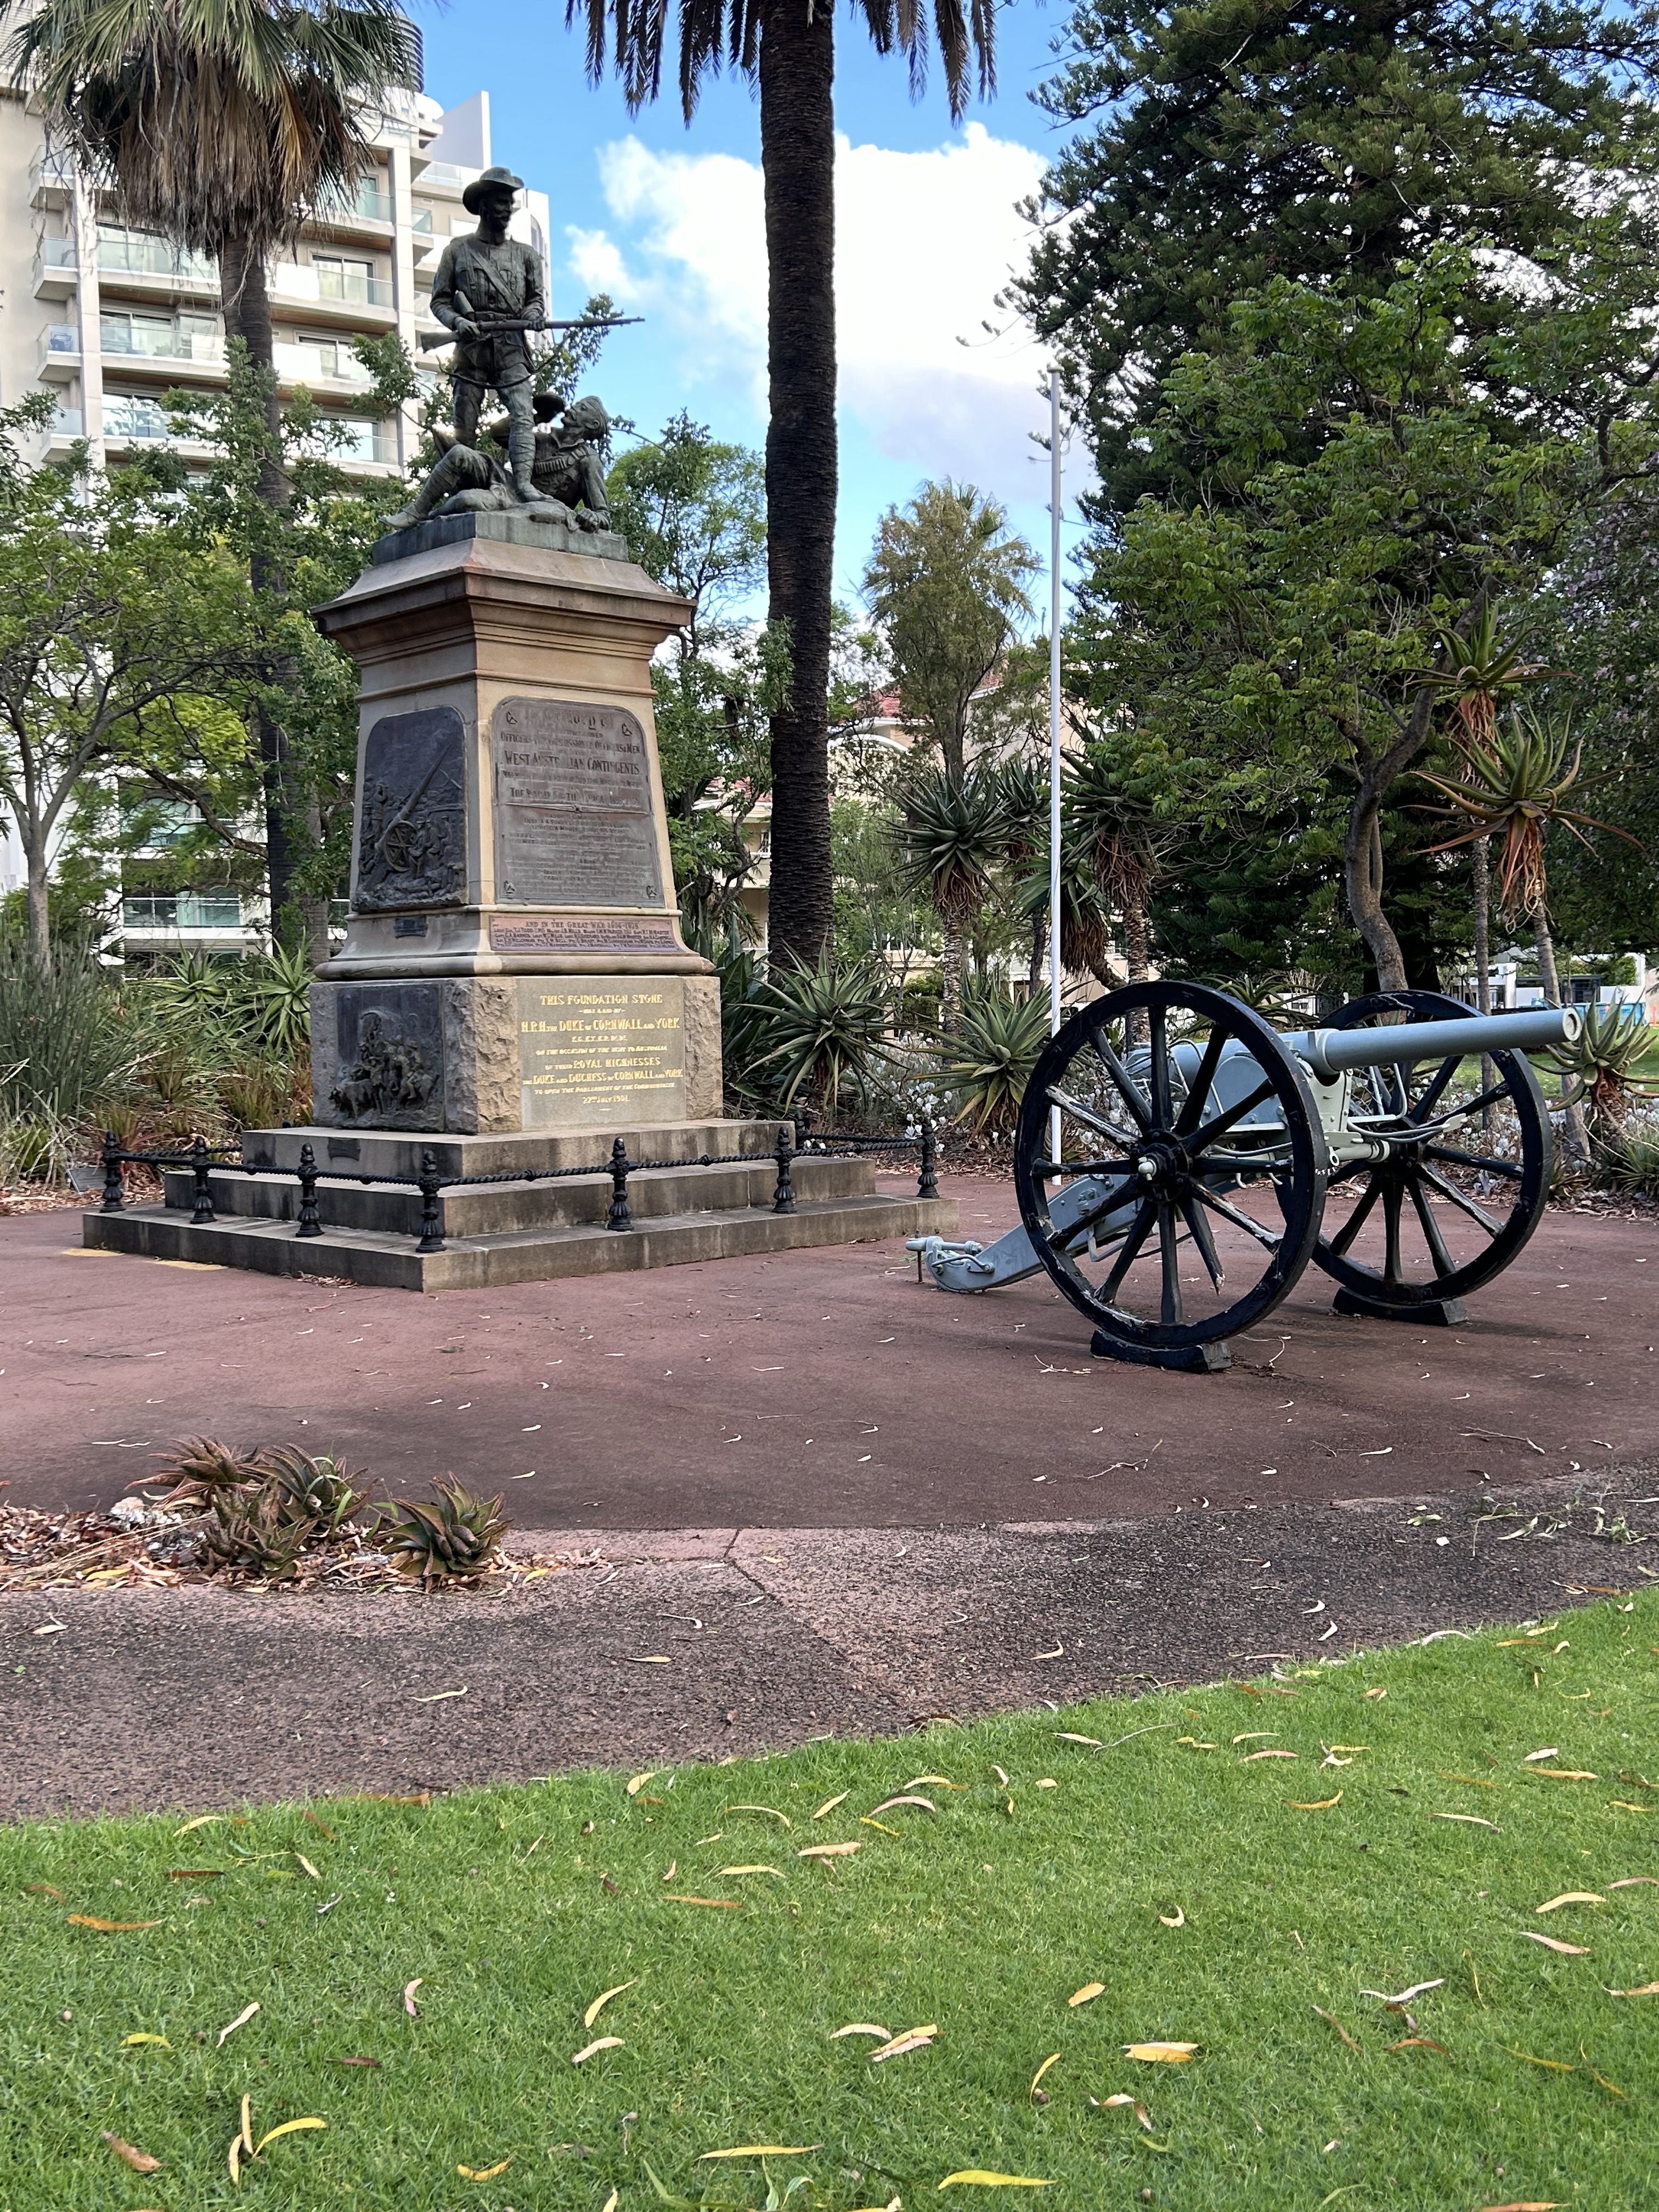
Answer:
[100,326,228,384]
[95,232,221,304]
[307,183,396,240]
[270,262,397,330]
[33,235,78,300]
[122,892,247,931]
[29,149,75,210]
[38,324,81,381]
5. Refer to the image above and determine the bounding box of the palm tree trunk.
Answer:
[1122,889,1150,1047]
[1472,833,1494,1137]
[1533,911,1590,1164]
[220,238,307,952]
[759,3,836,970]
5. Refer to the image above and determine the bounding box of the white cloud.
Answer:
[566,122,1054,504]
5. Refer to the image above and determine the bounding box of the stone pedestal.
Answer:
[309,511,716,1136]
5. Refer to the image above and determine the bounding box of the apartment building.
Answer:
[0,73,556,959]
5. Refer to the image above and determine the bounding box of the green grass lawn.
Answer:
[5,1595,1659,2211]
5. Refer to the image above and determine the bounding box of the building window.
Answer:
[101,309,221,360]
[97,224,216,283]
[122,892,245,930]
[313,254,380,304]
[104,392,172,441]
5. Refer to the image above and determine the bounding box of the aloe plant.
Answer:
[386,1480,509,1584]
[751,954,893,1117]
[1545,1003,1659,1141]
[940,987,1052,1134]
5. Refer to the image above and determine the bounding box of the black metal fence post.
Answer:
[772,1121,797,1214]
[189,1133,216,1224]
[296,1143,324,1238]
[100,1130,125,1214]
[606,1138,633,1231]
[416,1148,445,1253]
[918,1118,939,1201]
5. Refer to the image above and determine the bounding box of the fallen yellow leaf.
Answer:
[1503,2047,1576,2071]
[1610,1876,1659,1889]
[725,1803,792,1827]
[831,2023,892,2040]
[240,2095,253,2156]
[906,1775,966,1789]
[583,1979,636,2029]
[217,2002,259,2047]
[121,2033,172,2049]
[1029,2052,1060,2100]
[1068,1982,1104,2007]
[798,1842,860,1859]
[699,2145,821,2160]
[1430,1813,1500,1831]
[870,2025,938,2062]
[814,1792,850,1819]
[66,1915,162,1932]
[938,2172,1052,2190]
[173,1814,222,1837]
[869,1794,936,1815]
[1158,1907,1186,1927]
[1519,1932,1590,1955]
[1288,1794,1343,1810]
[625,1771,657,1797]
[403,1978,424,2017]
[1606,1981,1659,1996]
[457,2158,514,2180]
[860,1818,902,1837]
[1536,1892,1604,1912]
[101,2132,161,2173]
[663,1894,742,1908]
[572,2037,625,2064]
[253,2118,325,2157]
[1524,1768,1597,1781]
[1124,2042,1198,2062]
[294,1853,321,1882]
[719,1864,784,1878]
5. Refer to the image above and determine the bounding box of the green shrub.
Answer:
[0,938,137,1178]
[752,953,893,1116]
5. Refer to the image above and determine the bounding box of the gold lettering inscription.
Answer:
[516,978,687,1129]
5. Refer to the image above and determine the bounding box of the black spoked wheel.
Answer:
[1013,981,1329,1368]
[1311,989,1553,1313]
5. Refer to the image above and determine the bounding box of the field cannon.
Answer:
[910,982,1581,1371]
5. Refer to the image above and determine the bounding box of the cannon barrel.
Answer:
[1283,1006,1581,1082]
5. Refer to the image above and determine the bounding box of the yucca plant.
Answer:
[893,764,1007,1030]
[261,1446,372,1535]
[752,954,893,1118]
[385,1480,509,1585]
[238,941,314,1060]
[941,986,1051,1134]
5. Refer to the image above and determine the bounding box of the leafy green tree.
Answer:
[1067,246,1659,989]
[569,0,999,969]
[1014,0,1659,511]
[893,762,1007,1030]
[8,0,420,938]
[0,428,260,968]
[862,481,1039,776]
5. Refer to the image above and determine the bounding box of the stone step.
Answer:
[160,1153,875,1238]
[237,1120,785,1181]
[83,1190,958,1291]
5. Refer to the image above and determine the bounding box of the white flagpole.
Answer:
[1048,368,1064,1166]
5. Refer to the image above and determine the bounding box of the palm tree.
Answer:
[8,0,420,944]
[568,0,997,970]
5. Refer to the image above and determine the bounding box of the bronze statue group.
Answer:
[385,165,615,537]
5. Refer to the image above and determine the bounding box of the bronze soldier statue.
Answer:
[383,391,613,534]
[428,163,545,501]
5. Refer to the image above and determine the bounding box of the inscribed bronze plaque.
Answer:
[518,977,686,1130]
[489,914,681,955]
[354,708,466,911]
[492,697,664,909]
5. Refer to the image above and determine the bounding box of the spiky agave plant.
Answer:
[1544,1003,1659,1141]
[941,986,1051,1135]
[385,1480,509,1584]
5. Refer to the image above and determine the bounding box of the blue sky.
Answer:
[416,0,1088,617]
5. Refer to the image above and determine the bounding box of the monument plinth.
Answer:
[309,511,721,1135]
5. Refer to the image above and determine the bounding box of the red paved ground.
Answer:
[5,1176,1655,1525]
